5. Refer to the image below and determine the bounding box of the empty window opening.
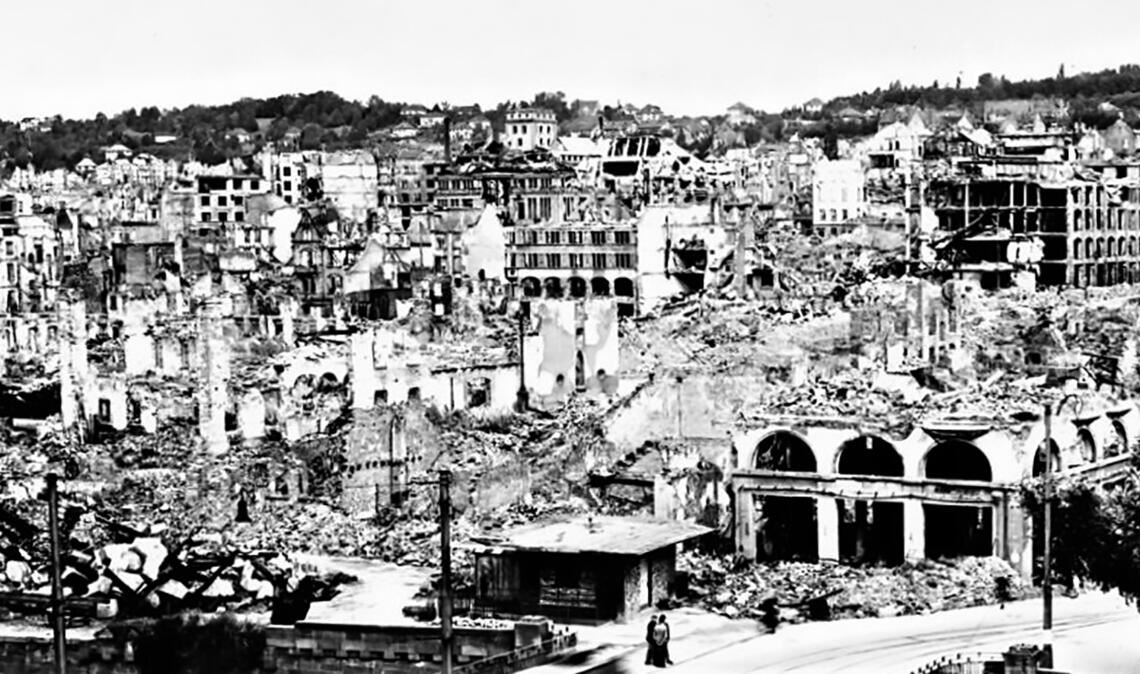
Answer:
[466,377,491,408]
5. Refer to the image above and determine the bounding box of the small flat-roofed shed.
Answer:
[470,516,711,624]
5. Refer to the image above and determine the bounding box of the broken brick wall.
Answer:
[605,374,756,454]
[469,457,532,512]
[341,405,443,516]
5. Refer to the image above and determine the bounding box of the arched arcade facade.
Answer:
[730,407,1140,578]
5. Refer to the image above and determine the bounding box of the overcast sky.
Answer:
[6,0,1140,121]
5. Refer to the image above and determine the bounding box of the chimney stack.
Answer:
[443,116,452,165]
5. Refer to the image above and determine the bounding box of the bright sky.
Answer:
[7,0,1140,121]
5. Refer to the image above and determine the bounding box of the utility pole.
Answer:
[46,473,66,674]
[1042,404,1054,636]
[438,469,454,674]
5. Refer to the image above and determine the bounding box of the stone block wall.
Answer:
[0,636,136,674]
[263,620,573,674]
[648,547,676,606]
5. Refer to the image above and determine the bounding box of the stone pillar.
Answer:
[58,296,88,433]
[653,474,673,520]
[122,309,152,376]
[1010,500,1034,581]
[197,299,230,455]
[904,500,925,561]
[349,330,375,410]
[280,299,296,347]
[992,495,1007,559]
[735,490,756,560]
[817,497,839,562]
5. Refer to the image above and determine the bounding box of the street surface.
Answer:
[534,592,1140,674]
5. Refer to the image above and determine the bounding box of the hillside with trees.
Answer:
[814,64,1140,129]
[0,91,408,172]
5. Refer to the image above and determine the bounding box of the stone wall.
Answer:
[648,548,676,606]
[621,559,643,622]
[263,620,574,674]
[0,636,135,674]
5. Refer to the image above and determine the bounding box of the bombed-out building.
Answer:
[930,169,1140,289]
[731,394,1140,580]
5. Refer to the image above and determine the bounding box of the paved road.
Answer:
[596,593,1140,674]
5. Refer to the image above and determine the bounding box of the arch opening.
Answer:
[1105,421,1127,459]
[1031,439,1062,476]
[835,435,904,565]
[751,431,818,562]
[568,276,587,299]
[543,277,563,299]
[590,277,611,296]
[1074,427,1096,463]
[922,440,994,559]
[520,277,541,298]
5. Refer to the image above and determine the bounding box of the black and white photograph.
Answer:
[1,1,1140,672]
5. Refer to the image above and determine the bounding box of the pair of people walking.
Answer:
[644,614,673,667]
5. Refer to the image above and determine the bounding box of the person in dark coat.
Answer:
[651,614,672,667]
[645,614,659,665]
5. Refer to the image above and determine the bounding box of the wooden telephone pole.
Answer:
[438,469,454,674]
[47,474,67,674]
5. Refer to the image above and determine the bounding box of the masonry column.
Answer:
[904,500,925,561]
[58,293,88,437]
[197,298,230,455]
[735,490,756,560]
[349,329,375,410]
[816,497,839,562]
[992,495,1007,559]
[280,298,296,347]
[122,303,152,376]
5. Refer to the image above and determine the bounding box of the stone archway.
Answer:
[1031,438,1063,476]
[835,435,904,565]
[923,440,994,559]
[543,277,564,299]
[751,431,819,562]
[520,277,541,298]
[1077,427,1097,463]
[1105,421,1127,458]
[590,277,611,296]
[568,276,587,299]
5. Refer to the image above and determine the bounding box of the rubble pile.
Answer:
[0,496,355,623]
[682,553,1028,622]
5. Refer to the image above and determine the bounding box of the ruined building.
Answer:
[731,394,1139,579]
[931,173,1140,289]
